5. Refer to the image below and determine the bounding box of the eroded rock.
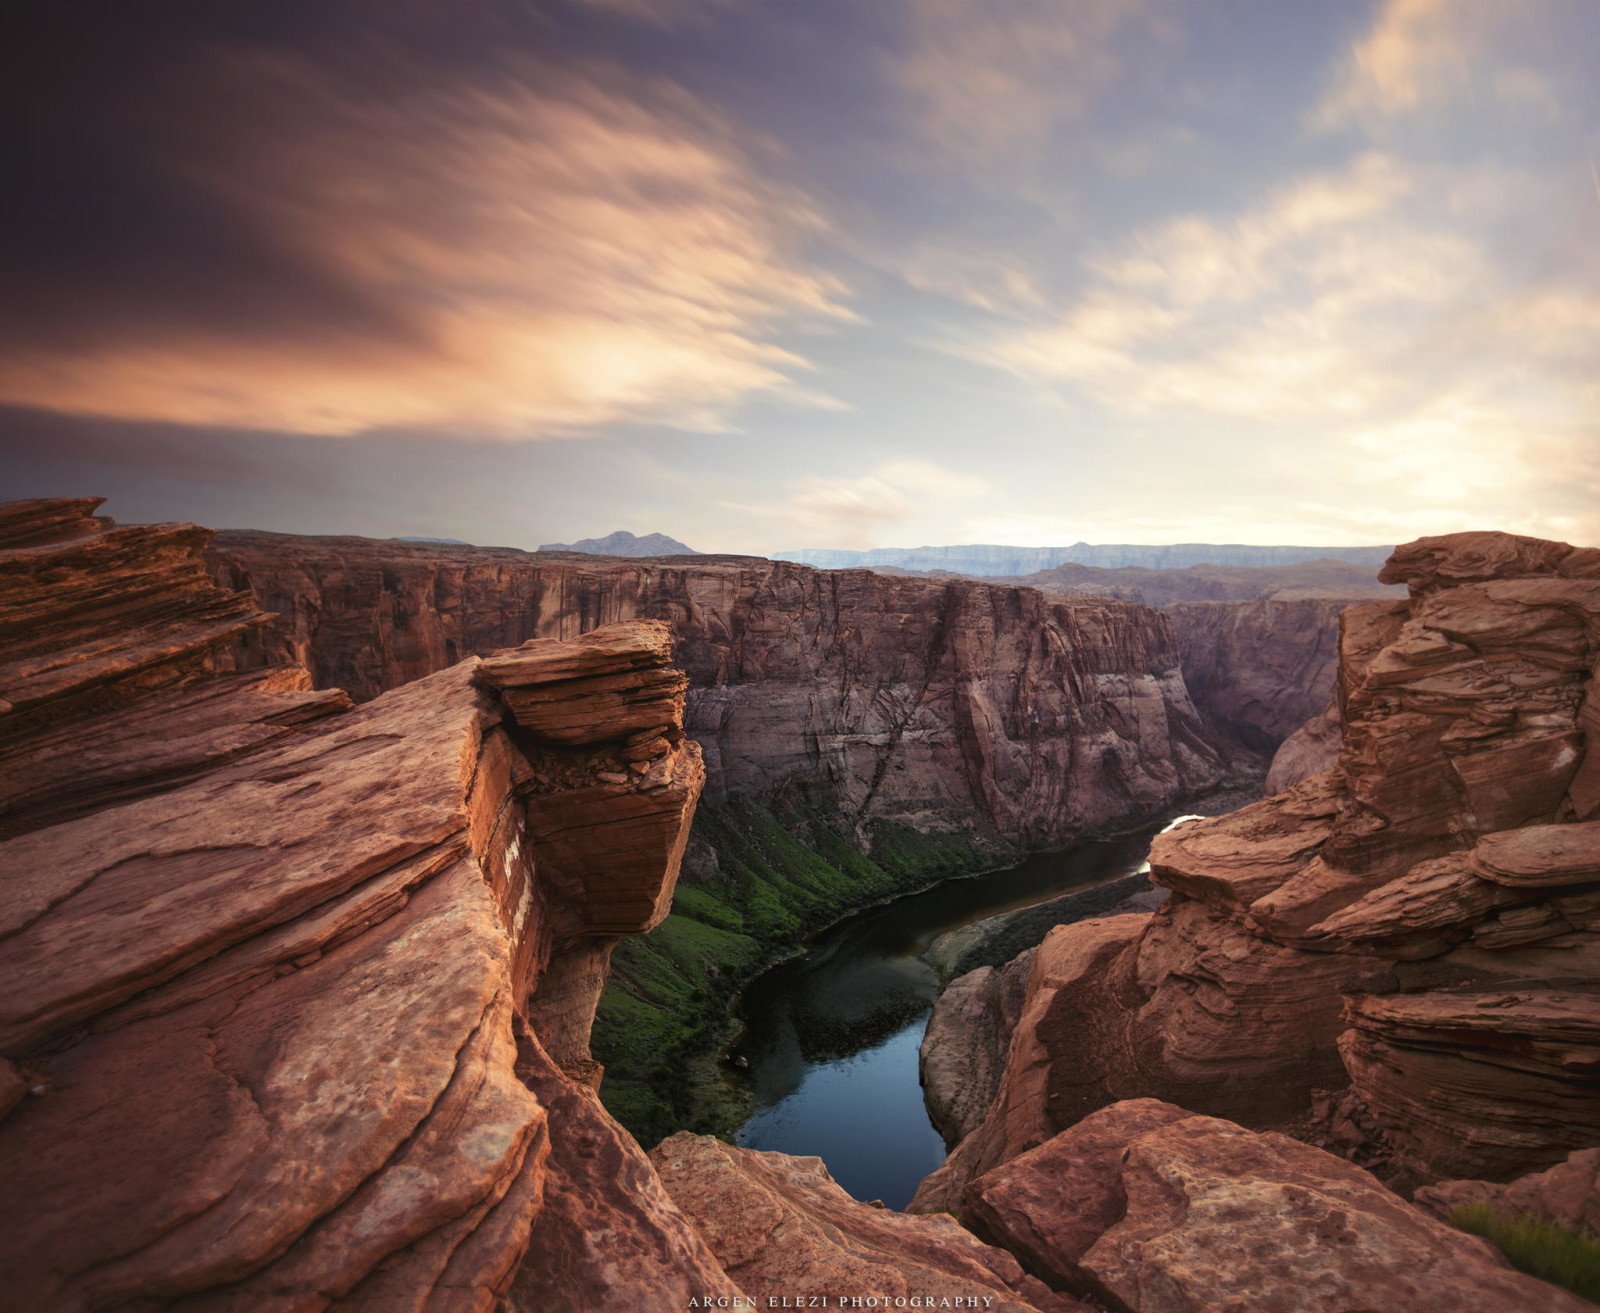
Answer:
[649,1134,1087,1312]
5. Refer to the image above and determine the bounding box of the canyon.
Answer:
[198,529,1367,1136]
[914,531,1600,1228]
[4,498,1594,1311]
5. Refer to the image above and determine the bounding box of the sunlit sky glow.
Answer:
[3,0,1597,552]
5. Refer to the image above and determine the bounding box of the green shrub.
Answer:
[1448,1201,1600,1302]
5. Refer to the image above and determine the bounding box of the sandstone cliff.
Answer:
[1165,597,1352,759]
[206,530,1226,848]
[915,530,1600,1211]
[0,498,731,1310]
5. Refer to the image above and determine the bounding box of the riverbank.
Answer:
[591,797,1026,1144]
[593,779,1262,1147]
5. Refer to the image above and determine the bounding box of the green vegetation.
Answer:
[1448,1202,1600,1302]
[590,797,1019,1146]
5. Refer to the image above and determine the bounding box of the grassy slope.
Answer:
[591,797,1021,1146]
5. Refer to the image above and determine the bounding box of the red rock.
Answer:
[0,499,716,1310]
[1415,1147,1600,1238]
[648,1133,1087,1312]
[1146,772,1341,913]
[1380,530,1600,595]
[1471,821,1600,887]
[1264,693,1342,793]
[920,949,1038,1147]
[1083,1113,1592,1313]
[964,1098,1193,1294]
[967,1104,1592,1311]
[940,530,1600,1192]
[1338,991,1600,1182]
[507,1036,747,1312]
[1166,597,1354,754]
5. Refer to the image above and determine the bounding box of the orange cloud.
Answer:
[0,64,850,436]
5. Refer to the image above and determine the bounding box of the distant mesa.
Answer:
[774,542,1394,576]
[395,535,470,544]
[541,529,700,557]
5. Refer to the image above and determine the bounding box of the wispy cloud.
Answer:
[889,0,1146,160]
[980,152,1494,421]
[0,62,850,436]
[729,459,989,548]
[1312,0,1567,129]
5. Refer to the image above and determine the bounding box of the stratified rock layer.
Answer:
[0,499,730,1311]
[205,530,1225,847]
[919,530,1600,1207]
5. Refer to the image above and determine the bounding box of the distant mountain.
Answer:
[539,529,699,557]
[772,542,1394,576]
[395,536,469,544]
[1003,558,1401,608]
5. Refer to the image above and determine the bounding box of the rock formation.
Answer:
[1415,1146,1600,1237]
[915,530,1600,1211]
[206,530,1225,848]
[962,1101,1592,1312]
[1165,598,1353,757]
[919,948,1039,1147]
[648,1134,1086,1312]
[9,502,1598,1312]
[0,497,733,1310]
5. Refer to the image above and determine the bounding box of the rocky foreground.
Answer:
[3,502,1595,1311]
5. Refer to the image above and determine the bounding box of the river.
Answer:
[727,825,1180,1209]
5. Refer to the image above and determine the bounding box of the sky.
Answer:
[2,0,1597,554]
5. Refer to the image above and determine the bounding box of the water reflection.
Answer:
[729,828,1168,1208]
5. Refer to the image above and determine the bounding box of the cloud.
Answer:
[0,23,848,436]
[889,0,1145,160]
[1311,0,1569,129]
[982,152,1498,421]
[730,459,989,548]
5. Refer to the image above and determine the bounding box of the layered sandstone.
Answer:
[917,530,1600,1208]
[0,499,731,1310]
[963,1101,1591,1312]
[206,530,1225,846]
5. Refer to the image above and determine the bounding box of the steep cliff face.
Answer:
[1165,598,1353,757]
[207,530,1226,848]
[915,531,1600,1210]
[0,499,727,1310]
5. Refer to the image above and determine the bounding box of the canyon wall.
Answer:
[916,531,1600,1212]
[206,530,1226,849]
[1166,598,1352,757]
[0,498,734,1310]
